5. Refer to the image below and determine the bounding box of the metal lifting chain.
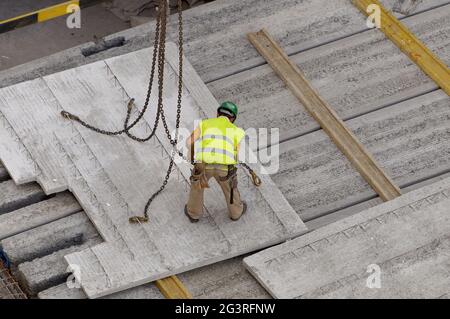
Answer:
[61,0,260,224]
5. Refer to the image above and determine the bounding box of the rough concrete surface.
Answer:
[0,0,61,20]
[210,6,450,143]
[306,172,450,231]
[268,90,450,221]
[0,3,129,71]
[1,0,450,299]
[244,177,450,298]
[1,212,98,266]
[38,282,163,299]
[1,0,449,88]
[0,180,46,215]
[38,255,269,299]
[179,256,271,299]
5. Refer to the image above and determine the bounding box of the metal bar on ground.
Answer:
[352,0,450,96]
[247,29,402,202]
[0,0,103,34]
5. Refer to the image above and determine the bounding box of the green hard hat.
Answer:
[218,101,238,118]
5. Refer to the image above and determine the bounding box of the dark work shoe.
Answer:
[185,205,199,223]
[231,201,247,221]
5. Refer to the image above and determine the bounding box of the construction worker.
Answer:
[185,102,247,223]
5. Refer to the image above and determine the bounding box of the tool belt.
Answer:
[190,163,209,189]
[218,165,238,205]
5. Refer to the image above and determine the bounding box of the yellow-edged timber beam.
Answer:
[0,0,103,34]
[352,0,450,96]
[248,29,402,201]
[156,276,192,299]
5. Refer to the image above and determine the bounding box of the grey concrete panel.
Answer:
[0,162,8,182]
[179,256,270,299]
[16,238,102,296]
[268,90,450,222]
[0,180,46,215]
[244,177,450,298]
[1,0,448,87]
[209,6,450,143]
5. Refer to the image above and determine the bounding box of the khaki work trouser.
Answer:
[186,164,244,220]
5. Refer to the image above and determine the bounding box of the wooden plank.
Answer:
[244,177,450,298]
[248,29,401,201]
[352,0,450,95]
[0,192,81,240]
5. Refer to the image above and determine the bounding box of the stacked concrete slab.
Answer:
[244,177,450,299]
[1,0,450,298]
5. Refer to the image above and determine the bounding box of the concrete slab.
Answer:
[0,180,46,215]
[0,112,38,185]
[0,3,129,71]
[0,163,8,182]
[16,238,102,296]
[1,0,448,87]
[0,43,305,298]
[1,0,448,300]
[0,0,62,20]
[38,255,269,299]
[178,256,270,299]
[0,192,81,240]
[244,177,450,299]
[1,212,98,266]
[38,282,163,299]
[210,6,450,143]
[382,0,449,16]
[306,172,450,231]
[267,90,450,222]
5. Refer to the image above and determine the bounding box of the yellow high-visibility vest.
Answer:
[194,117,245,165]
